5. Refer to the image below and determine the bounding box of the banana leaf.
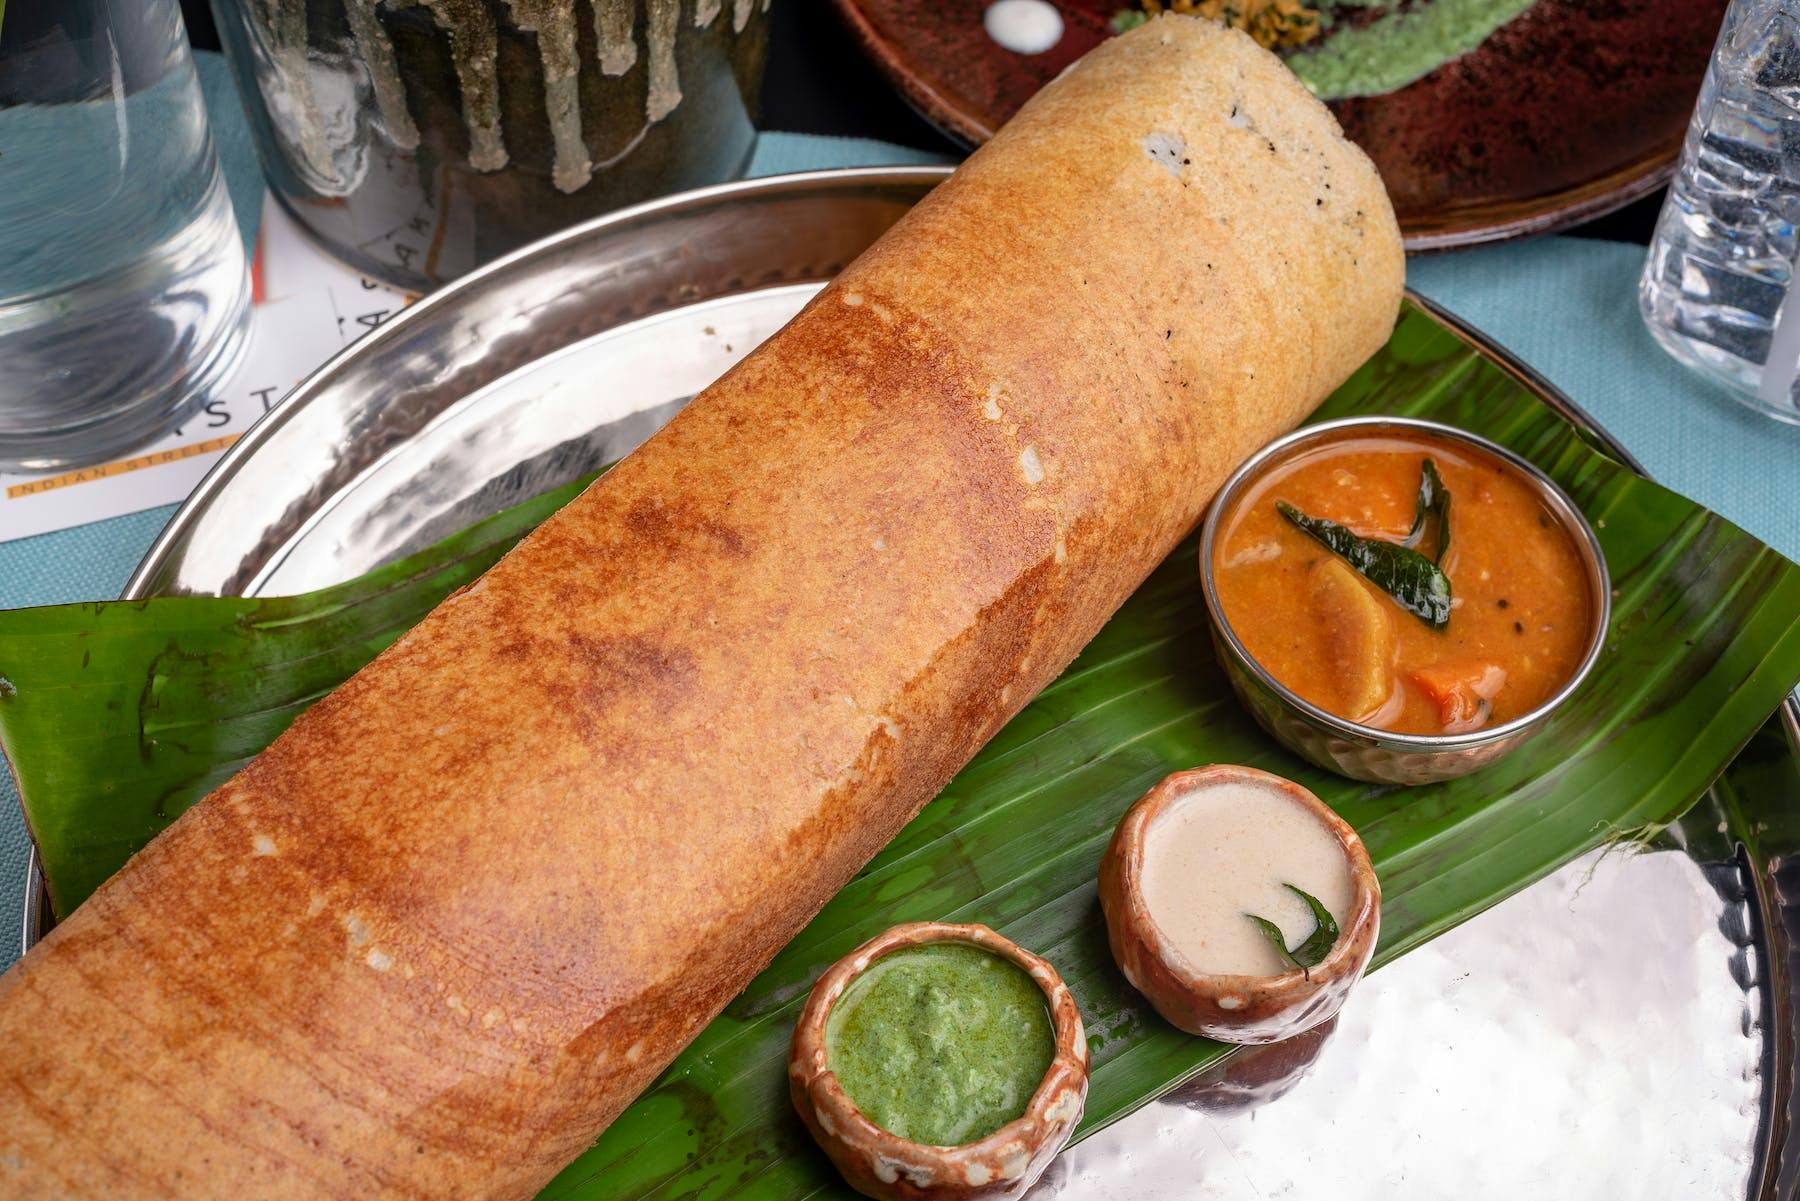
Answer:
[2,301,1800,1200]
[0,469,600,913]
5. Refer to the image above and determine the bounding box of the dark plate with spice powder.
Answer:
[829,0,1725,249]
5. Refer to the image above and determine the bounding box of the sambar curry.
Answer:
[1212,430,1594,736]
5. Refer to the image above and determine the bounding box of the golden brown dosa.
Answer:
[0,18,1402,1199]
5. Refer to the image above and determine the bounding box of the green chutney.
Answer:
[825,943,1056,1147]
[1287,0,1540,101]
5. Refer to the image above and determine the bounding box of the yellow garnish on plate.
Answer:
[1112,0,1323,50]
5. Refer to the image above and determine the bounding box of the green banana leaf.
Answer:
[0,468,600,913]
[2,300,1799,1200]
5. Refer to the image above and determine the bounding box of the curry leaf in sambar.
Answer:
[1406,457,1452,563]
[1278,500,1453,628]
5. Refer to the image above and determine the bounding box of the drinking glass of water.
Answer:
[0,0,251,472]
[1641,0,1800,425]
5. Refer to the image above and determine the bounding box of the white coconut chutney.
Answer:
[1139,777,1353,976]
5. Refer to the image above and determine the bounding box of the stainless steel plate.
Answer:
[28,167,1800,1198]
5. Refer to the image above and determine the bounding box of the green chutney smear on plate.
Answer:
[825,943,1055,1147]
[1287,0,1541,100]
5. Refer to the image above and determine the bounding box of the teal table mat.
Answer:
[2,53,1796,965]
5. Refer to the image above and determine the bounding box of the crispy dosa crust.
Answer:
[0,19,1402,1200]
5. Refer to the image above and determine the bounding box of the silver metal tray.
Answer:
[24,167,1800,1198]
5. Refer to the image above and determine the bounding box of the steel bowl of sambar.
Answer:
[1199,416,1610,785]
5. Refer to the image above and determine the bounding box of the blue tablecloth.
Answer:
[2,53,1796,965]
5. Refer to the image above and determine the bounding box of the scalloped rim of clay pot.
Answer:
[1098,765,1381,1044]
[789,921,1089,1201]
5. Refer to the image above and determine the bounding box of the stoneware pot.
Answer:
[213,0,770,290]
[1098,765,1380,1043]
[789,921,1089,1201]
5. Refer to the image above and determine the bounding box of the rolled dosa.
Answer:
[0,18,1402,1200]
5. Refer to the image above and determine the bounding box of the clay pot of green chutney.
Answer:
[789,921,1089,1201]
[212,0,770,290]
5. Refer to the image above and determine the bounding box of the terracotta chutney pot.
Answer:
[789,921,1089,1201]
[1098,765,1381,1043]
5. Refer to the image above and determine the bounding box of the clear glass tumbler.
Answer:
[1641,0,1800,424]
[0,0,251,472]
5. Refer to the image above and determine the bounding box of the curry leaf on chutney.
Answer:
[1246,883,1341,975]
